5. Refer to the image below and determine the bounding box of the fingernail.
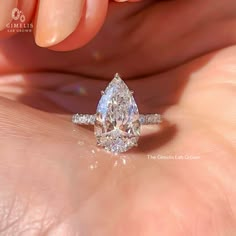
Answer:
[35,0,85,47]
[0,0,18,31]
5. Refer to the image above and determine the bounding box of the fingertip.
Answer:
[35,0,86,48]
[46,0,142,51]
[48,0,109,51]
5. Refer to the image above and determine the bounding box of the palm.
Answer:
[0,1,235,235]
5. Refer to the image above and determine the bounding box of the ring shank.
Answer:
[139,114,162,125]
[72,114,162,125]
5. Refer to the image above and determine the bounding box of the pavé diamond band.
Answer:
[72,74,162,153]
[72,114,162,126]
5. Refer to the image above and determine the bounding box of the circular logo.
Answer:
[11,8,26,22]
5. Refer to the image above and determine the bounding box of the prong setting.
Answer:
[72,73,162,154]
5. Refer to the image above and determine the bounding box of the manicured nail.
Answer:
[35,0,85,47]
[0,0,18,31]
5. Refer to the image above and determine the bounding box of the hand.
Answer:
[0,0,140,50]
[0,1,235,235]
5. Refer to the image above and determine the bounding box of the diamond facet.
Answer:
[94,74,140,153]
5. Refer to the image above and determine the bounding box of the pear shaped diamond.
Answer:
[95,74,140,153]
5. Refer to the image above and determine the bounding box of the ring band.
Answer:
[72,113,162,125]
[72,73,162,153]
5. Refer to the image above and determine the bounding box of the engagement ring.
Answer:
[72,74,162,153]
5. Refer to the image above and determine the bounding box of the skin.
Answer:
[0,0,235,235]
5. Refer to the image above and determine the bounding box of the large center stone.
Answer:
[94,74,140,153]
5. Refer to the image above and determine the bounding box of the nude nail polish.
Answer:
[35,0,85,47]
